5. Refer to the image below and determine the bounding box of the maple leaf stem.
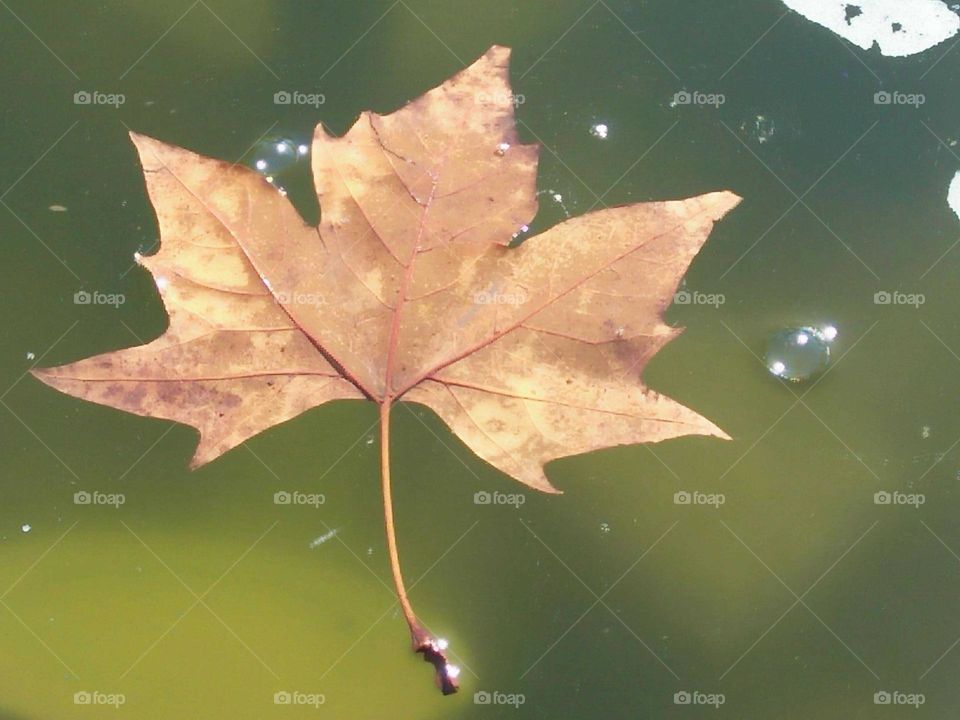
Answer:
[379,399,459,694]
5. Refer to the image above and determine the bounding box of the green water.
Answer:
[3,1,960,717]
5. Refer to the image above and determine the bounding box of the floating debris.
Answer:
[48,205,68,212]
[309,527,340,549]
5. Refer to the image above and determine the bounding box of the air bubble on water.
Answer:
[21,524,31,533]
[600,522,611,534]
[365,435,374,446]
[26,351,35,361]
[590,123,609,140]
[765,325,837,382]
[250,135,307,176]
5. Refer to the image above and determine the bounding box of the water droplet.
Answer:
[590,123,609,140]
[765,325,836,382]
[249,135,308,176]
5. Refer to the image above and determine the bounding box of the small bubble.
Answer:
[765,325,836,382]
[25,351,35,361]
[590,123,609,140]
[600,522,611,534]
[21,524,31,533]
[249,135,307,176]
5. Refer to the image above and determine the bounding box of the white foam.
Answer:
[781,0,960,57]
[949,170,960,222]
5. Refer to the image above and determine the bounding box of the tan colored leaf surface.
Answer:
[33,45,739,492]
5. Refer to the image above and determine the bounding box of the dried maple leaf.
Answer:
[32,46,740,693]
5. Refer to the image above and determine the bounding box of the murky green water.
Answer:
[3,1,960,717]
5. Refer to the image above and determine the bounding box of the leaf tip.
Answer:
[705,190,743,219]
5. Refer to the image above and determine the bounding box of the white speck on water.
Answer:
[275,141,292,155]
[948,171,960,222]
[366,546,373,556]
[365,435,374,446]
[590,123,609,140]
[795,331,809,346]
[48,204,68,212]
[820,325,838,342]
[297,144,309,156]
[771,360,787,376]
[21,524,31,533]
[26,351,35,361]
[309,527,340,549]
[600,522,611,534]
[921,425,931,439]
[780,0,960,57]
[552,193,562,202]
[255,159,268,171]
